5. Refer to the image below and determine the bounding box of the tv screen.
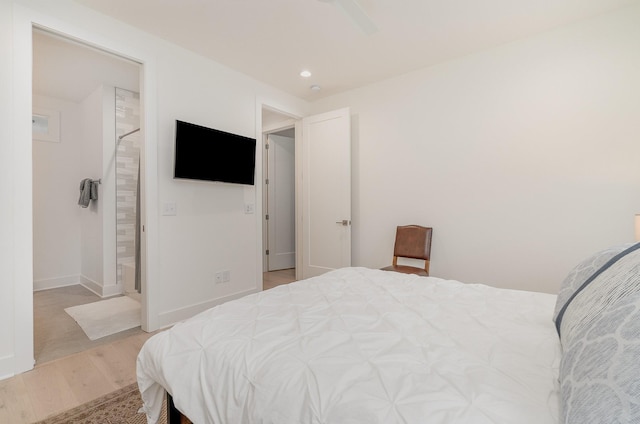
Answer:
[174,120,256,185]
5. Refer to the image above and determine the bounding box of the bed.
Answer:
[137,245,640,424]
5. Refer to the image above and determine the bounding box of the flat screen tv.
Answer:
[174,120,256,185]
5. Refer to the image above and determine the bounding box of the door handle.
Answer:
[335,220,351,226]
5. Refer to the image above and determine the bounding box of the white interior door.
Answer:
[267,134,296,271]
[300,108,351,279]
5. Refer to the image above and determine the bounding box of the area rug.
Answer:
[34,383,166,424]
[65,296,141,340]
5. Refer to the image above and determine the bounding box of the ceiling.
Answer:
[72,0,639,101]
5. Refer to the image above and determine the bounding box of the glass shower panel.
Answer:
[115,88,141,298]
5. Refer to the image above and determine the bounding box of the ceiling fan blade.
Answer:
[333,0,378,35]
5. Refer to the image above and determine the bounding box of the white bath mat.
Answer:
[65,296,141,341]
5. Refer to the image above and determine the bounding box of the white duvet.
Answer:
[137,267,561,424]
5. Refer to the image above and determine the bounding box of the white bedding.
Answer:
[137,267,561,424]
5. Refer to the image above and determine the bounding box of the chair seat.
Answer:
[380,265,429,277]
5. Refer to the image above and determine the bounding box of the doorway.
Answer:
[262,108,297,287]
[264,130,296,271]
[31,29,145,363]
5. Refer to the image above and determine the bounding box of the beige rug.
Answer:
[65,296,141,340]
[34,383,166,424]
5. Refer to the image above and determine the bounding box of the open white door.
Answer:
[266,134,296,271]
[300,108,351,279]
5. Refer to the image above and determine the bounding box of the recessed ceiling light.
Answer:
[300,70,312,78]
[310,85,321,91]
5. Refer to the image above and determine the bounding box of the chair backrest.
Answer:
[393,225,432,261]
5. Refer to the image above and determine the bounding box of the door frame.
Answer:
[11,6,159,375]
[31,29,148,302]
[256,101,306,283]
[31,31,151,329]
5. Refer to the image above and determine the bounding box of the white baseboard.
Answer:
[33,275,80,292]
[0,354,15,381]
[33,275,122,299]
[79,275,123,298]
[102,282,123,298]
[155,288,260,329]
[0,353,33,381]
[79,275,102,297]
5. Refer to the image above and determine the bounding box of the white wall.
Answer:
[132,32,308,326]
[101,86,118,296]
[3,0,308,377]
[153,47,268,321]
[0,0,16,379]
[78,85,105,292]
[32,88,120,296]
[32,95,83,290]
[311,4,640,294]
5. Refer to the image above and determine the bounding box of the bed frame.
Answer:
[167,392,192,424]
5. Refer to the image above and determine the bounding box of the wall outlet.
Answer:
[214,272,223,284]
[162,202,177,216]
[222,270,230,282]
[244,203,254,214]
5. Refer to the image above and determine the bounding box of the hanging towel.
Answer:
[90,180,99,201]
[78,178,91,208]
[78,178,99,208]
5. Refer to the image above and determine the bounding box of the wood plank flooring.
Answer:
[0,331,156,423]
[0,270,297,423]
[34,285,146,364]
[262,268,297,290]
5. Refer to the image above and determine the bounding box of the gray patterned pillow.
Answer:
[558,244,640,424]
[553,243,633,324]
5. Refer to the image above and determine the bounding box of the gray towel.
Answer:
[90,180,99,201]
[78,179,99,208]
[78,178,91,207]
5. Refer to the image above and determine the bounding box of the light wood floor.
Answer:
[0,271,297,423]
[0,331,157,423]
[34,285,146,364]
[263,267,297,290]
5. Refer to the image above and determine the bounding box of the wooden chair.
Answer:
[381,225,432,276]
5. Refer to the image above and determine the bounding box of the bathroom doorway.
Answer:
[31,29,145,363]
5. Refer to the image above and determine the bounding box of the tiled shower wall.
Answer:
[115,88,140,288]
